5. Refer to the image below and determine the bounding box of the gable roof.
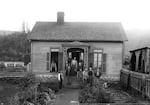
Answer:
[28,22,127,42]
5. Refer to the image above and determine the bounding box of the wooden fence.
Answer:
[120,69,150,99]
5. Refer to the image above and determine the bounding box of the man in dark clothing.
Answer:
[71,57,77,76]
[88,67,93,86]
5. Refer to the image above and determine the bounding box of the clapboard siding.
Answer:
[31,41,123,78]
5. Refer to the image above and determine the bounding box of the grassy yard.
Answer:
[0,80,19,105]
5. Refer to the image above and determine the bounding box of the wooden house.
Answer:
[28,12,127,79]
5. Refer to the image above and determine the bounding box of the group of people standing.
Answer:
[82,67,101,86]
[65,57,101,86]
[65,57,84,76]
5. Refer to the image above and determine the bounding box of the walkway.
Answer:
[54,88,79,105]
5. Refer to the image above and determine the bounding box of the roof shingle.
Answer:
[28,22,127,42]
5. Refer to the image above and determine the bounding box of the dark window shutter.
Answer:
[102,53,107,72]
[58,52,63,71]
[88,52,94,68]
[46,52,50,71]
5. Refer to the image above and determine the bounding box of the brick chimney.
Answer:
[57,12,64,24]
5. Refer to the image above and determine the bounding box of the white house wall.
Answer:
[31,41,123,76]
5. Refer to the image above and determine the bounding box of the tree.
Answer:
[0,32,30,62]
[22,21,31,33]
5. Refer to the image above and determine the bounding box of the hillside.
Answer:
[0,30,18,36]
[125,29,150,55]
[0,32,30,64]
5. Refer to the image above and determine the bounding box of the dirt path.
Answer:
[54,88,79,105]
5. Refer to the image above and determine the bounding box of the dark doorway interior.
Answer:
[72,52,80,62]
[51,52,58,72]
[67,48,84,62]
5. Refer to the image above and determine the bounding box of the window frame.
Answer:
[49,47,60,72]
[93,49,103,70]
[50,47,60,62]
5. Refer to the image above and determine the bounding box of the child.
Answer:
[82,68,88,84]
[95,67,101,78]
[67,64,71,85]
[77,62,82,78]
[58,72,64,89]
[78,68,83,81]
[88,67,93,86]
[94,67,101,84]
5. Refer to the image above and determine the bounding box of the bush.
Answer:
[79,84,114,103]
[37,74,60,92]
[37,89,56,105]
[0,62,5,71]
[9,73,56,105]
[38,82,59,93]
[18,73,38,90]
[0,77,21,85]
[9,73,39,105]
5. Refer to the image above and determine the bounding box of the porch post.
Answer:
[84,47,88,68]
[63,47,68,71]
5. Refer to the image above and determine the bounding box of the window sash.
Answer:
[93,51,103,69]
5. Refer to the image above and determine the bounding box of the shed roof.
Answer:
[130,47,150,52]
[28,22,127,42]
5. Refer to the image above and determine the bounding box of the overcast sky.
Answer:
[0,0,150,31]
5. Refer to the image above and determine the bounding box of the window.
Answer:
[93,49,102,69]
[7,63,14,67]
[15,64,23,68]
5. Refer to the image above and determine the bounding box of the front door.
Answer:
[63,48,84,88]
[67,48,84,76]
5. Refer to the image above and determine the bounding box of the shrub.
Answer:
[18,73,39,90]
[37,74,60,92]
[38,82,59,92]
[79,84,114,103]
[9,73,56,105]
[37,90,56,105]
[9,93,20,105]
[0,62,5,71]
[9,73,39,105]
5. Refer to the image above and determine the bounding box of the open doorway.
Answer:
[51,52,58,72]
[67,48,84,77]
[67,48,84,63]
